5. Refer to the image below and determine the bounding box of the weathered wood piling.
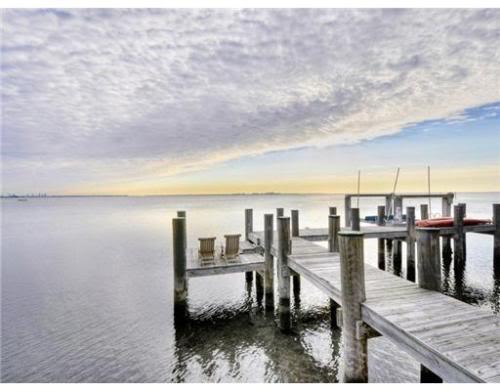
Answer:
[441,194,453,258]
[494,204,500,267]
[290,209,301,294]
[417,229,441,291]
[351,207,360,231]
[277,216,291,332]
[328,214,340,252]
[245,208,254,282]
[377,205,385,270]
[406,206,416,282]
[420,204,429,220]
[345,195,352,226]
[264,213,274,310]
[339,231,367,382]
[173,217,187,317]
[453,203,466,267]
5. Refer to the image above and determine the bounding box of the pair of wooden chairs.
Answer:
[198,234,241,263]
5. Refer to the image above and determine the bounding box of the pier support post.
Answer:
[441,194,453,258]
[385,195,392,217]
[176,211,187,248]
[377,206,385,270]
[406,207,416,282]
[328,215,341,329]
[420,204,429,220]
[291,209,299,237]
[351,208,360,231]
[276,207,284,226]
[339,231,367,383]
[277,217,291,332]
[417,229,441,291]
[264,213,274,310]
[290,210,301,294]
[328,215,340,252]
[417,218,445,384]
[245,208,253,240]
[329,206,337,216]
[394,196,403,220]
[245,209,254,282]
[173,217,188,318]
[494,204,500,267]
[255,273,264,304]
[330,299,340,329]
[453,204,466,268]
[345,195,352,226]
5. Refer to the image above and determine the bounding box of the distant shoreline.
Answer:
[2,191,500,199]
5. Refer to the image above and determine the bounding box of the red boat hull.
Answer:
[416,218,491,228]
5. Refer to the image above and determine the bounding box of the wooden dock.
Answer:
[171,201,500,383]
[250,235,500,382]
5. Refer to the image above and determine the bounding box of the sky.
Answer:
[1,8,500,195]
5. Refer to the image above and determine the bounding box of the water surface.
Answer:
[2,193,499,382]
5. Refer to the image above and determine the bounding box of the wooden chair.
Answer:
[198,237,216,263]
[224,234,241,261]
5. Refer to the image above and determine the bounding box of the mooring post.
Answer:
[276,207,284,227]
[245,208,254,282]
[416,228,445,386]
[173,217,188,318]
[328,214,340,252]
[330,299,340,329]
[453,203,466,268]
[264,213,274,310]
[351,207,360,231]
[339,231,367,383]
[277,216,291,332]
[328,214,341,329]
[176,211,187,248]
[394,196,403,219]
[385,195,392,216]
[417,229,441,291]
[345,195,352,226]
[406,206,416,282]
[291,209,299,237]
[329,206,337,216]
[255,273,264,304]
[290,209,301,294]
[494,204,500,267]
[245,208,253,240]
[377,206,385,270]
[441,195,453,259]
[420,204,429,220]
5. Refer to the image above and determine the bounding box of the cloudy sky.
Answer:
[2,8,500,195]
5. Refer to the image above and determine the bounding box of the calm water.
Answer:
[2,193,499,382]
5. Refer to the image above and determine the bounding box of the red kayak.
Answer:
[416,218,491,228]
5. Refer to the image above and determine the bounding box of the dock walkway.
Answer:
[247,234,500,382]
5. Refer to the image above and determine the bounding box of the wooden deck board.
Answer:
[186,252,264,278]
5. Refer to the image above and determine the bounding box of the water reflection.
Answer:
[172,301,339,382]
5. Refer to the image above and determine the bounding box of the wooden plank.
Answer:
[186,261,265,278]
[361,305,484,383]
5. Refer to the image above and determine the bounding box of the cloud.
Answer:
[1,9,500,192]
